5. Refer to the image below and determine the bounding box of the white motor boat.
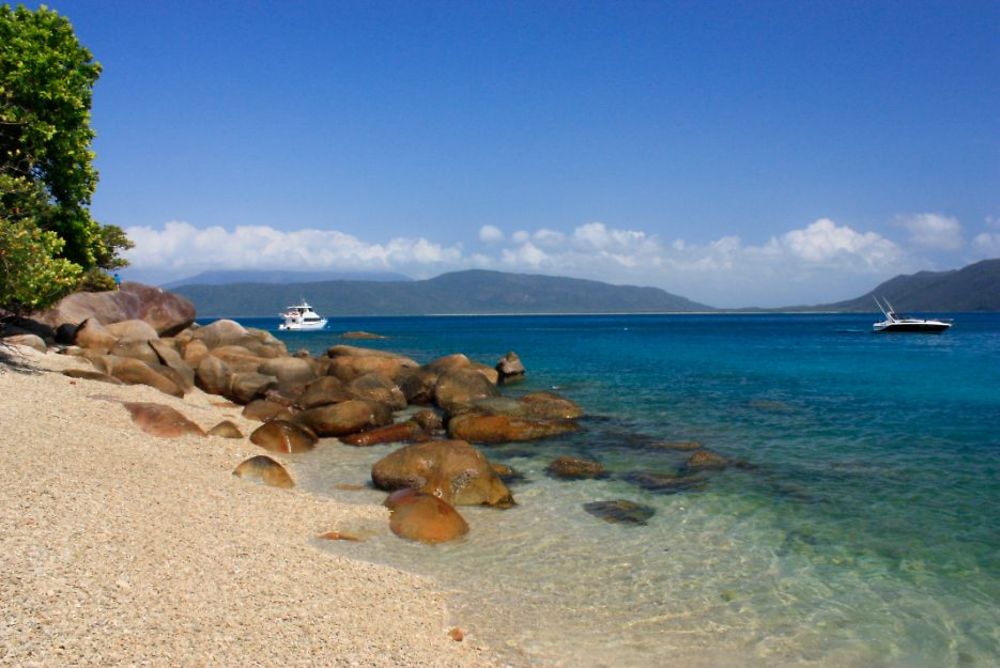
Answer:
[873,297,951,333]
[278,300,328,331]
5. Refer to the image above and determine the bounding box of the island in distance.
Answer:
[171,259,1000,317]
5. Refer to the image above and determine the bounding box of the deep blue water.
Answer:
[212,313,1000,666]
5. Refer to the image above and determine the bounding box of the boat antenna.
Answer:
[873,296,889,318]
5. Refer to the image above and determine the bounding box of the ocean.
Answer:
[216,313,1000,667]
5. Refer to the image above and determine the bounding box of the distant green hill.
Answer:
[174,269,712,317]
[799,259,1000,312]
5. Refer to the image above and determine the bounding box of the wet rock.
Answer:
[399,368,438,404]
[2,333,46,352]
[341,331,387,340]
[490,462,526,484]
[122,402,205,438]
[105,319,159,342]
[325,353,418,383]
[621,471,707,494]
[207,420,243,438]
[686,449,729,471]
[242,399,294,422]
[495,351,525,383]
[433,368,500,413]
[195,355,232,396]
[295,376,353,409]
[249,419,317,453]
[583,500,656,526]
[546,456,606,480]
[447,413,579,444]
[340,420,428,447]
[387,491,469,543]
[225,372,277,405]
[348,372,406,410]
[294,399,389,437]
[232,455,294,488]
[371,439,514,508]
[520,392,583,419]
[61,368,123,384]
[411,409,443,433]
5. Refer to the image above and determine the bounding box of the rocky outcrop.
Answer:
[122,402,205,438]
[233,455,294,488]
[446,413,579,444]
[371,439,514,508]
[36,282,195,336]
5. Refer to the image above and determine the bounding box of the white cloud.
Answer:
[896,213,963,250]
[478,225,504,243]
[972,232,1000,257]
[511,230,530,244]
[501,241,549,267]
[777,218,902,266]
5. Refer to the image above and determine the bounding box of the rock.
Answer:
[295,376,353,409]
[54,322,79,344]
[433,368,500,413]
[326,354,419,383]
[327,344,409,360]
[318,531,362,542]
[399,369,439,404]
[520,392,583,419]
[104,357,185,397]
[496,351,525,380]
[449,628,464,642]
[371,439,514,508]
[207,420,243,438]
[411,409,443,433]
[104,319,159,342]
[242,399,294,422]
[74,318,117,352]
[348,372,406,410]
[424,354,473,373]
[109,339,159,365]
[583,500,656,526]
[148,339,195,390]
[294,400,389,437]
[210,345,268,374]
[243,328,288,358]
[340,420,427,447]
[225,371,278,405]
[258,356,317,389]
[181,338,210,365]
[122,402,205,438]
[650,440,702,451]
[249,419,318,453]
[341,331,387,340]
[189,319,250,349]
[2,333,46,352]
[36,282,195,336]
[470,363,499,386]
[61,368,123,384]
[387,492,469,543]
[489,462,525,484]
[546,456,606,480]
[447,414,579,444]
[621,472,707,494]
[686,449,729,470]
[195,355,232,396]
[232,455,294,488]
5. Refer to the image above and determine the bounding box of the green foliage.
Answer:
[0,214,82,313]
[1,3,130,277]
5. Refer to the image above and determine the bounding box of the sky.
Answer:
[37,0,1000,307]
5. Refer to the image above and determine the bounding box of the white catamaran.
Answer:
[872,297,952,333]
[278,300,328,331]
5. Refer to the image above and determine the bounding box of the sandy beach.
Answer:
[0,345,504,666]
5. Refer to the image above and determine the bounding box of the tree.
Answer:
[0,214,82,312]
[0,4,131,311]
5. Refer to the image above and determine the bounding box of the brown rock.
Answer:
[399,368,439,404]
[36,282,195,336]
[109,339,159,365]
[104,319,159,342]
[449,628,464,642]
[61,368,123,384]
[424,354,473,373]
[583,500,656,526]
[433,368,500,413]
[210,345,267,374]
[74,318,117,352]
[545,456,606,479]
[340,420,427,447]
[232,455,294,488]
[388,492,469,543]
[341,331,387,340]
[195,355,232,396]
[371,439,514,508]
[495,351,525,383]
[686,449,729,470]
[249,419,318,453]
[105,357,184,397]
[2,333,46,352]
[520,392,583,419]
[651,440,702,451]
[295,376,352,409]
[325,354,418,383]
[148,339,195,390]
[122,401,205,438]
[242,399,294,422]
[318,531,362,542]
[258,356,317,389]
[294,400,390,437]
[225,371,278,405]
[411,409,443,433]
[181,338,210,365]
[189,319,250,349]
[207,420,243,438]
[348,372,406,410]
[447,414,579,444]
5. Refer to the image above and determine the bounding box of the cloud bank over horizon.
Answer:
[123,214,997,308]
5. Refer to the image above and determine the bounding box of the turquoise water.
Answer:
[227,313,1000,666]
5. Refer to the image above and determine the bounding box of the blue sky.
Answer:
[42,0,1000,306]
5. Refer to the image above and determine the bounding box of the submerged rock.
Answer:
[340,420,427,447]
[250,419,317,453]
[546,456,606,480]
[232,455,294,488]
[621,471,707,494]
[447,413,579,444]
[387,491,469,543]
[583,500,656,526]
[686,449,729,471]
[341,331,387,340]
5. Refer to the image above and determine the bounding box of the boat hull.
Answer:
[873,322,951,333]
[279,319,328,331]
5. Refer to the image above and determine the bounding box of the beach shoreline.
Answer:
[0,345,507,666]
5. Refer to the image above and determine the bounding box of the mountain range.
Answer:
[171,260,999,316]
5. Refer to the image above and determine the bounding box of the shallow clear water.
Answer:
[223,313,1000,666]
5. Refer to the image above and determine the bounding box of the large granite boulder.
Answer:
[294,399,390,437]
[386,490,469,543]
[97,357,185,398]
[195,355,232,396]
[148,339,195,390]
[74,318,118,352]
[109,339,159,365]
[188,319,250,349]
[371,439,514,507]
[258,356,317,390]
[433,368,500,413]
[226,371,278,405]
[446,413,579,444]
[458,392,583,421]
[249,419,318,453]
[209,345,268,374]
[348,372,406,410]
[104,319,159,342]
[36,282,195,336]
[295,376,352,409]
[122,402,205,438]
[325,345,419,382]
